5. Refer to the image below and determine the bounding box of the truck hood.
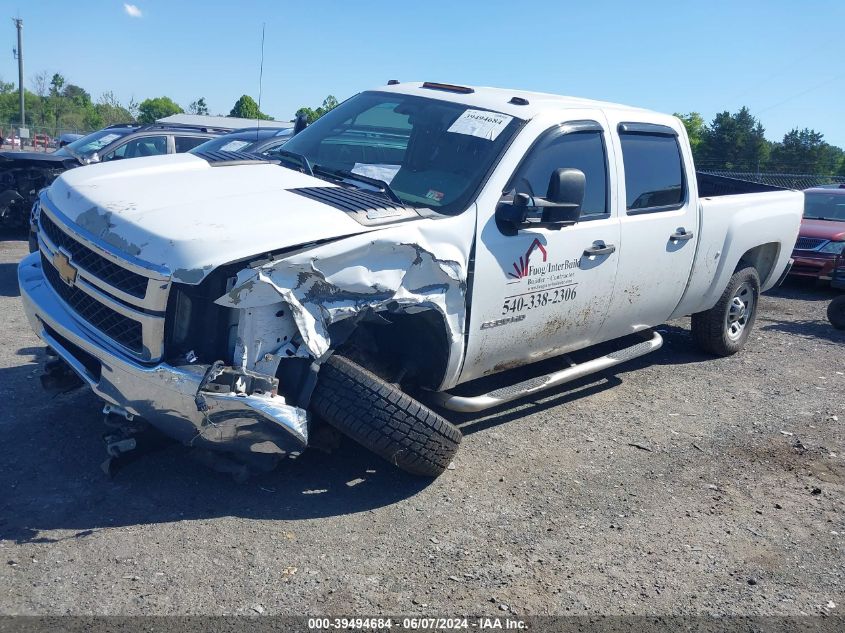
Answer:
[46,153,384,283]
[799,218,845,241]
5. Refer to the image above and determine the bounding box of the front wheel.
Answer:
[691,266,761,356]
[828,295,845,330]
[311,354,462,477]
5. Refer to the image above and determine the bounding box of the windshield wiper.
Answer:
[273,149,313,176]
[312,165,404,205]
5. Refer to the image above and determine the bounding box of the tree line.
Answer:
[0,71,339,135]
[675,108,845,176]
[3,70,841,176]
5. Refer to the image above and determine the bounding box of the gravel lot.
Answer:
[0,235,842,617]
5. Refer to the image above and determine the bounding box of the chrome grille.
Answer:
[41,252,143,352]
[794,237,828,251]
[40,212,149,298]
[37,204,170,361]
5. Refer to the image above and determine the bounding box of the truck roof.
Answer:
[378,81,655,119]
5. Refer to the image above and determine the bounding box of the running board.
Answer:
[435,331,664,413]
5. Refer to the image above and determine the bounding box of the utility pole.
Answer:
[13,18,25,136]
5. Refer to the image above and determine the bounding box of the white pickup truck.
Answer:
[19,82,803,477]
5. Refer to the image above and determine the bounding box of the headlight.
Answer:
[171,288,193,345]
[819,241,845,255]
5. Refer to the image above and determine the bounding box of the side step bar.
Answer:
[435,331,664,413]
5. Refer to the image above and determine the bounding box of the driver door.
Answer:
[461,118,621,383]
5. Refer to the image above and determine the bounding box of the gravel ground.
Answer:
[0,235,842,617]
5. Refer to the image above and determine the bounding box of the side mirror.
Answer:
[495,168,585,235]
[546,167,585,217]
[293,113,308,135]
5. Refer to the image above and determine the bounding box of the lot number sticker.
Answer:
[448,109,513,141]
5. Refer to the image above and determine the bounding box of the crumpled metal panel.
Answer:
[215,215,475,389]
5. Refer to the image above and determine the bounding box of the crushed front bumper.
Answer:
[18,252,309,455]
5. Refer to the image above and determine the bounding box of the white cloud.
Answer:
[123,3,142,18]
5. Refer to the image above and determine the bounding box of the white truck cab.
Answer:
[19,82,803,477]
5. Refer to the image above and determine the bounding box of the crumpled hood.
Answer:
[1,150,78,168]
[46,153,380,283]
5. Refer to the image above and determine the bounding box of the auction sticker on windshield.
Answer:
[447,109,513,141]
[96,133,121,145]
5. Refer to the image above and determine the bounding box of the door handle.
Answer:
[670,229,694,242]
[583,242,616,257]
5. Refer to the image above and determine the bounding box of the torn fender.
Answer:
[215,216,475,390]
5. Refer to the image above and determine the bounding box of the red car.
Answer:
[790,186,845,280]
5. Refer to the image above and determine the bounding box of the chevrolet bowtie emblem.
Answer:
[53,250,78,286]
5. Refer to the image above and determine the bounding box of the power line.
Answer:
[755,73,844,115]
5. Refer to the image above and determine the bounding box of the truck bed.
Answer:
[697,172,786,197]
[670,184,803,319]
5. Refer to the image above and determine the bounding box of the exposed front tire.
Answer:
[691,266,761,356]
[311,354,462,477]
[828,295,845,330]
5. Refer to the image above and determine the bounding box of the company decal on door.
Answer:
[500,238,581,317]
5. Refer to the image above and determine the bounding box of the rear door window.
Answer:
[175,136,209,153]
[105,135,168,160]
[619,132,685,212]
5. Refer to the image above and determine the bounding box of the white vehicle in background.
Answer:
[19,82,802,477]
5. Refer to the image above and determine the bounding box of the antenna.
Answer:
[257,22,265,130]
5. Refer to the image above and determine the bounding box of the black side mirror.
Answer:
[495,168,585,235]
[293,113,308,135]
[547,168,585,209]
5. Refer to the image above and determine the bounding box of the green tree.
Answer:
[49,73,64,96]
[295,95,339,124]
[137,96,183,123]
[95,91,133,126]
[62,84,91,106]
[674,112,705,156]
[768,128,843,175]
[188,97,209,115]
[229,94,271,119]
[698,107,770,172]
[47,73,66,133]
[30,71,50,126]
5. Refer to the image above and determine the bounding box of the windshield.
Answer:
[271,91,522,213]
[55,127,134,160]
[191,129,290,154]
[804,192,845,221]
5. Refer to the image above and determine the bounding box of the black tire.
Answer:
[828,295,845,330]
[311,354,462,477]
[691,265,761,356]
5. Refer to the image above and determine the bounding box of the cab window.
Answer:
[620,132,685,212]
[508,129,608,217]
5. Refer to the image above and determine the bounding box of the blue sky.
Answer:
[2,0,844,146]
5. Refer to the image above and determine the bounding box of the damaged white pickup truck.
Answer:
[19,82,803,477]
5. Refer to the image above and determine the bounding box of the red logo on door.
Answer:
[508,238,547,280]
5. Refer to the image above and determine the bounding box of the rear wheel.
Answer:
[311,354,462,477]
[691,266,761,356]
[828,295,845,330]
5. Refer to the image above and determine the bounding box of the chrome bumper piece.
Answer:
[19,252,308,455]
